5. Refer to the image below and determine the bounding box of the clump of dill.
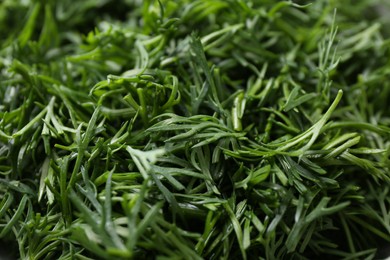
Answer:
[0,1,389,259]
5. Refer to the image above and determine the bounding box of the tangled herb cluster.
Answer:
[1,0,390,259]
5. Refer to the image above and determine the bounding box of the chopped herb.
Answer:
[1,0,390,259]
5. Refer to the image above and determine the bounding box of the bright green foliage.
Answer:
[1,0,390,259]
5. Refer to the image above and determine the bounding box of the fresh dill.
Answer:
[1,1,390,259]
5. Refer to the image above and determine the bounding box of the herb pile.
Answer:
[1,0,390,259]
